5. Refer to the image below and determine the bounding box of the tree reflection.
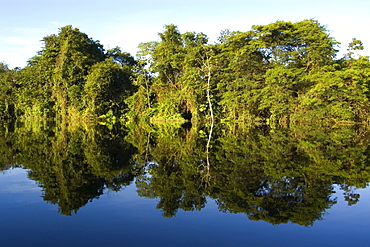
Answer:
[1,121,370,225]
[131,123,370,226]
[1,122,137,216]
[130,123,209,217]
[0,122,17,172]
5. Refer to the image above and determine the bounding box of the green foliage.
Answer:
[127,24,213,121]
[12,25,135,122]
[297,60,370,122]
[346,38,364,59]
[84,59,134,118]
[0,63,16,119]
[14,62,54,119]
[127,19,364,124]
[51,26,106,118]
[251,19,338,69]
[2,19,370,125]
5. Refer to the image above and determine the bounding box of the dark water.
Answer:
[1,122,370,246]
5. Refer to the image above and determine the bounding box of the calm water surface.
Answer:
[1,123,370,246]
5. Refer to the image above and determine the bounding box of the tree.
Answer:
[13,25,137,121]
[129,25,212,121]
[52,25,105,119]
[251,19,338,70]
[0,63,16,119]
[84,59,134,118]
[15,58,54,119]
[346,38,364,60]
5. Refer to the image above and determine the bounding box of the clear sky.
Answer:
[1,0,369,68]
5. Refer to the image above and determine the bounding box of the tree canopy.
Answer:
[1,19,370,125]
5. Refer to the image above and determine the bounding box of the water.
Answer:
[1,122,370,246]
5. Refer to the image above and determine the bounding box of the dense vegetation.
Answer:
[0,25,136,122]
[1,19,370,124]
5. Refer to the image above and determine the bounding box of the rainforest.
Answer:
[1,19,370,246]
[1,19,369,124]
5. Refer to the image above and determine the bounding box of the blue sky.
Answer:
[1,0,369,68]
